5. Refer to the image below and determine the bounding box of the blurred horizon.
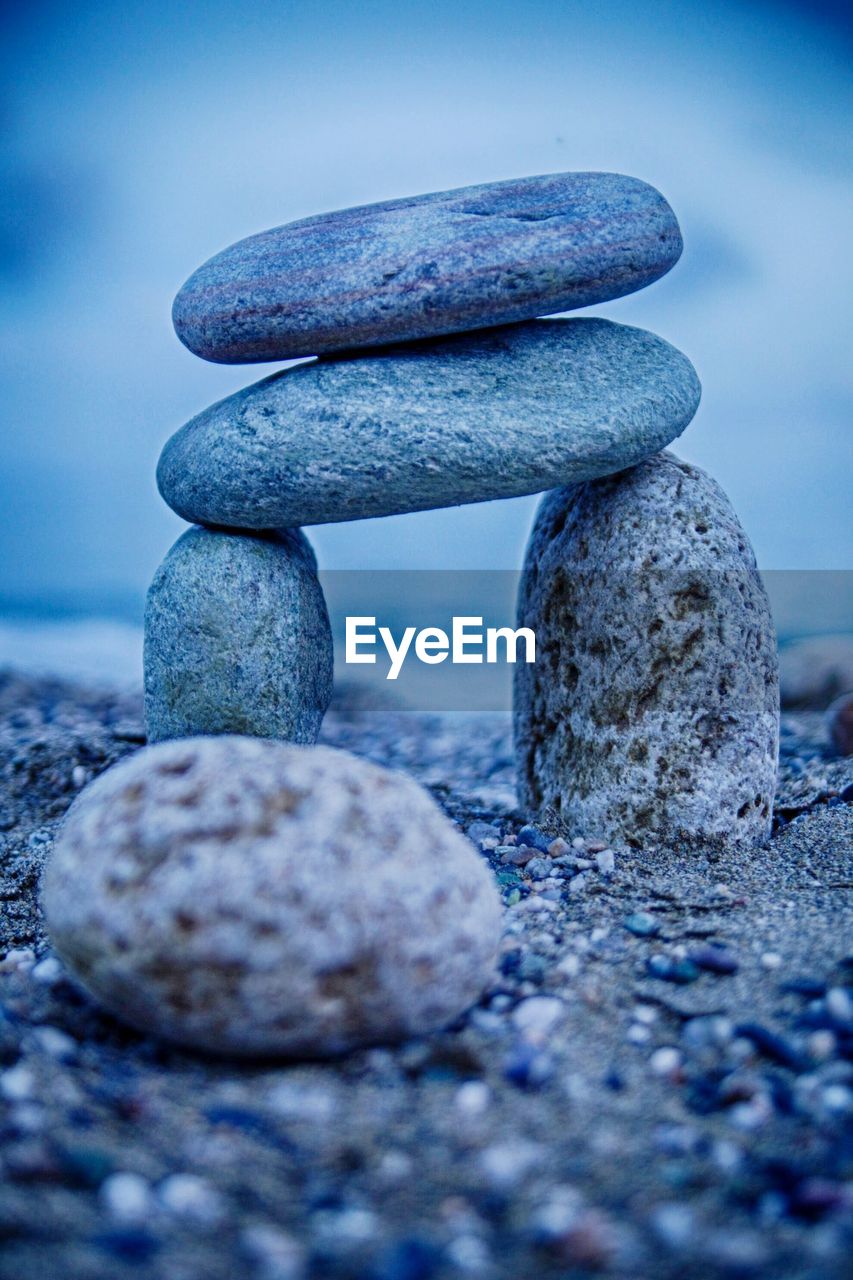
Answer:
[1,0,852,628]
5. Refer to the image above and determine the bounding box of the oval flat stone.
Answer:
[157,318,701,530]
[172,172,682,363]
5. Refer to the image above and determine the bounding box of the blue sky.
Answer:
[1,0,851,615]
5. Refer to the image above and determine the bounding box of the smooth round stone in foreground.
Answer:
[172,171,682,362]
[157,318,701,530]
[42,737,503,1057]
[144,526,332,743]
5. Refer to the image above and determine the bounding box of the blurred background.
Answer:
[1,0,851,684]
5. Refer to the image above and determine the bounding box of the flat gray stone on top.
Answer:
[172,171,682,362]
[157,318,701,530]
[144,526,332,744]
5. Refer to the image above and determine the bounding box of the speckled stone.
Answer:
[172,172,683,363]
[514,452,780,851]
[144,526,332,744]
[157,318,700,530]
[41,737,502,1057]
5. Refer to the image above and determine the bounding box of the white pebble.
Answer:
[568,873,588,894]
[556,954,581,979]
[760,952,782,970]
[0,1063,35,1102]
[627,1024,652,1045]
[31,956,64,985]
[822,1085,852,1112]
[10,1103,44,1133]
[808,1031,837,1062]
[651,1202,694,1249]
[241,1223,306,1280]
[446,1234,490,1273]
[479,1140,542,1189]
[512,996,564,1036]
[515,896,557,914]
[31,1025,76,1060]
[100,1172,154,1222]
[728,1097,772,1131]
[650,1047,682,1075]
[0,948,35,973]
[826,987,853,1025]
[633,1004,658,1025]
[532,1185,584,1237]
[595,849,615,874]
[158,1173,224,1224]
[72,765,88,788]
[319,1208,377,1243]
[455,1081,491,1117]
[266,1082,336,1124]
[377,1151,413,1181]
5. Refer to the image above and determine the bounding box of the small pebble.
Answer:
[512,997,564,1036]
[595,849,615,875]
[624,912,660,938]
[650,1202,694,1249]
[503,1041,554,1089]
[647,954,700,985]
[826,987,853,1026]
[0,948,35,972]
[479,1140,543,1189]
[241,1223,306,1280]
[0,1063,35,1102]
[649,1047,682,1076]
[516,824,551,853]
[822,1084,852,1112]
[760,952,782,971]
[158,1173,224,1224]
[688,944,739,975]
[100,1172,155,1223]
[31,956,64,985]
[808,1031,837,1062]
[31,1026,76,1060]
[454,1081,491,1117]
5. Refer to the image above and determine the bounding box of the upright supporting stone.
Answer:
[514,452,779,851]
[144,526,333,744]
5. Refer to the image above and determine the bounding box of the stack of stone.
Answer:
[42,172,780,1058]
[147,168,777,853]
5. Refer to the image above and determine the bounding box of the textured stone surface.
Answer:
[172,171,683,363]
[779,634,853,709]
[157,318,700,530]
[144,526,332,743]
[514,452,780,851]
[41,736,502,1057]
